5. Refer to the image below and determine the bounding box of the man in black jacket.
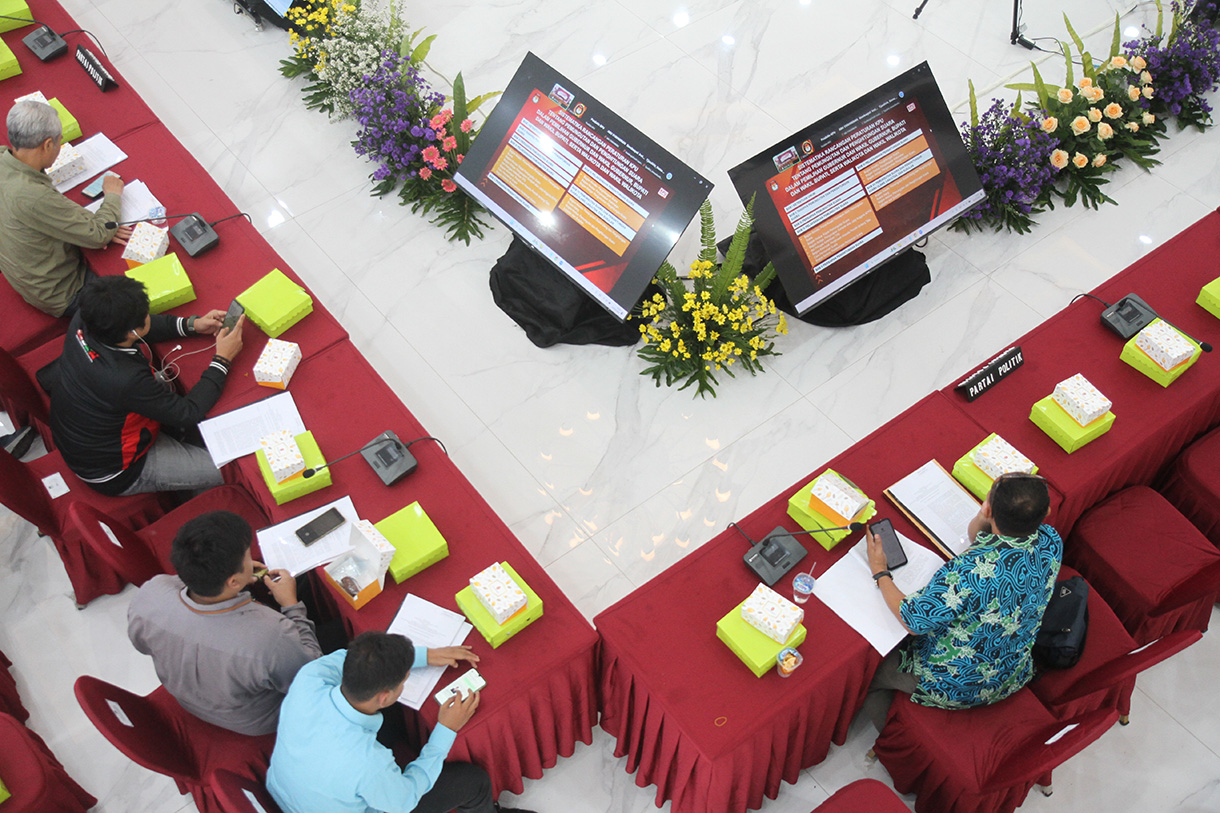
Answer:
[50,276,245,496]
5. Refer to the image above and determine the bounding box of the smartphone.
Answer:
[871,518,907,571]
[82,172,116,199]
[434,669,486,706]
[222,299,244,332]
[295,508,345,547]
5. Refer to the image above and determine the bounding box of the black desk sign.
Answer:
[954,346,1024,402]
[75,44,117,91]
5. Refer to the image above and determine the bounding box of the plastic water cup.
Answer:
[792,572,815,604]
[149,206,167,227]
[776,647,803,678]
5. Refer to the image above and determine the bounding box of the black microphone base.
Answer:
[362,430,416,486]
[23,25,67,61]
[170,214,220,257]
[743,526,808,586]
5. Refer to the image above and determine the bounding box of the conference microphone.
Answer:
[102,212,224,258]
[0,14,67,61]
[103,212,199,229]
[729,521,866,586]
[302,435,399,478]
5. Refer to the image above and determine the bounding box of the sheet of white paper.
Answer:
[387,594,473,710]
[813,532,946,654]
[1045,722,1078,745]
[41,472,69,499]
[54,134,127,192]
[255,496,358,577]
[887,461,978,556]
[241,790,269,813]
[198,391,306,467]
[86,179,162,223]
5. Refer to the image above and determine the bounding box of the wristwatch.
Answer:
[872,570,892,585]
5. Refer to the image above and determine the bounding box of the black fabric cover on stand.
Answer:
[489,237,641,348]
[719,229,931,327]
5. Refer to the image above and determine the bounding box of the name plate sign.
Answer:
[954,346,1024,402]
[75,44,116,91]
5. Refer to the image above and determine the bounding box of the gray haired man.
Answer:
[0,100,133,317]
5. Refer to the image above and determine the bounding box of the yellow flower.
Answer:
[1140,70,1152,86]
[1142,112,1155,125]
[1097,122,1114,140]
[1077,77,1093,88]
[1057,87,1074,103]
[1072,152,1088,169]
[1082,86,1104,103]
[1040,116,1058,133]
[1128,86,1141,101]
[1092,154,1107,168]
[1132,55,1147,71]
[1070,116,1090,135]
[1143,86,1155,99]
[1103,103,1123,119]
[1109,55,1127,69]
[1087,108,1102,123]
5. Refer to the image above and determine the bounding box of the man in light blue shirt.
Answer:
[268,631,536,813]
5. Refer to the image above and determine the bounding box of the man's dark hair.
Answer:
[342,632,415,703]
[169,511,253,597]
[989,474,1050,538]
[79,276,150,345]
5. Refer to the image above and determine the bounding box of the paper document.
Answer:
[388,594,473,710]
[886,460,979,557]
[199,391,306,467]
[813,532,946,654]
[86,179,163,223]
[55,134,127,192]
[255,496,357,577]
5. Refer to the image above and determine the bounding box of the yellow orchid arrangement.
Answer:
[637,198,787,398]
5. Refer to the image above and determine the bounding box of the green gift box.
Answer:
[126,253,195,314]
[1198,277,1220,321]
[374,501,449,583]
[787,468,875,550]
[48,98,81,142]
[716,599,807,678]
[255,431,330,505]
[1119,324,1201,388]
[0,0,32,34]
[1029,396,1115,454]
[237,269,313,338]
[455,561,543,649]
[951,433,1039,501]
[0,773,9,804]
[0,38,19,82]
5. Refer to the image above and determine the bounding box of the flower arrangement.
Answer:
[1125,0,1220,131]
[950,84,1058,235]
[637,200,788,398]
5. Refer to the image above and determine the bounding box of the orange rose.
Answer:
[1088,108,1102,123]
[1057,88,1074,103]
[1097,122,1114,140]
[1103,103,1123,118]
[1050,149,1069,169]
[1093,154,1107,168]
[1143,112,1155,125]
[1082,87,1104,103]
[1072,153,1089,169]
[1132,55,1147,71]
[1143,86,1155,98]
[1140,70,1153,85]
[1109,56,1127,69]
[1127,121,1140,132]
[1128,86,1141,101]
[1071,116,1091,135]
[1077,77,1093,88]
[1041,116,1058,133]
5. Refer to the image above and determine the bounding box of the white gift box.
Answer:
[253,339,302,390]
[259,430,304,483]
[809,471,868,523]
[46,143,84,186]
[348,519,396,588]
[470,562,528,626]
[1052,374,1112,426]
[741,583,804,643]
[1136,321,1194,371]
[972,435,1036,480]
[121,222,170,266]
[14,90,49,104]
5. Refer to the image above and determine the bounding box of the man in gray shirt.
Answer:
[128,510,321,736]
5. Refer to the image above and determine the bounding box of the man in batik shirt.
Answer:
[863,473,1061,723]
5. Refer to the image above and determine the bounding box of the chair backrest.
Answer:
[0,450,59,534]
[977,706,1117,791]
[1052,630,1203,706]
[67,501,165,586]
[0,712,51,812]
[73,675,196,783]
[209,769,285,813]
[0,345,50,432]
[1153,558,1220,614]
[813,778,909,812]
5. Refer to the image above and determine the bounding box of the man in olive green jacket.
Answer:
[0,100,132,317]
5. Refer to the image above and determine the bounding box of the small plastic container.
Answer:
[776,647,803,678]
[792,572,815,604]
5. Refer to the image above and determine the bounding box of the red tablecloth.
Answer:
[595,392,1001,813]
[231,342,599,796]
[940,209,1220,536]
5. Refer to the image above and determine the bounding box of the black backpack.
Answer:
[1034,576,1090,669]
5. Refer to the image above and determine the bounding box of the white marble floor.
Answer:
[3,0,1220,810]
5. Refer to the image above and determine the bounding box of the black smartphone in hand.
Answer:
[222,299,244,332]
[871,518,907,571]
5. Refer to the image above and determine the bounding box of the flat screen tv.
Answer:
[454,52,713,321]
[727,62,984,315]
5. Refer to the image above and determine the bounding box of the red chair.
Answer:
[871,689,1117,813]
[209,768,285,813]
[0,449,170,605]
[74,676,275,813]
[811,778,908,811]
[0,649,28,722]
[1162,425,1220,549]
[0,342,57,450]
[1066,486,1220,645]
[67,485,270,587]
[0,274,65,357]
[0,711,97,812]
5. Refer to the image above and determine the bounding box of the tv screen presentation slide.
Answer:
[455,52,713,321]
[728,62,984,314]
